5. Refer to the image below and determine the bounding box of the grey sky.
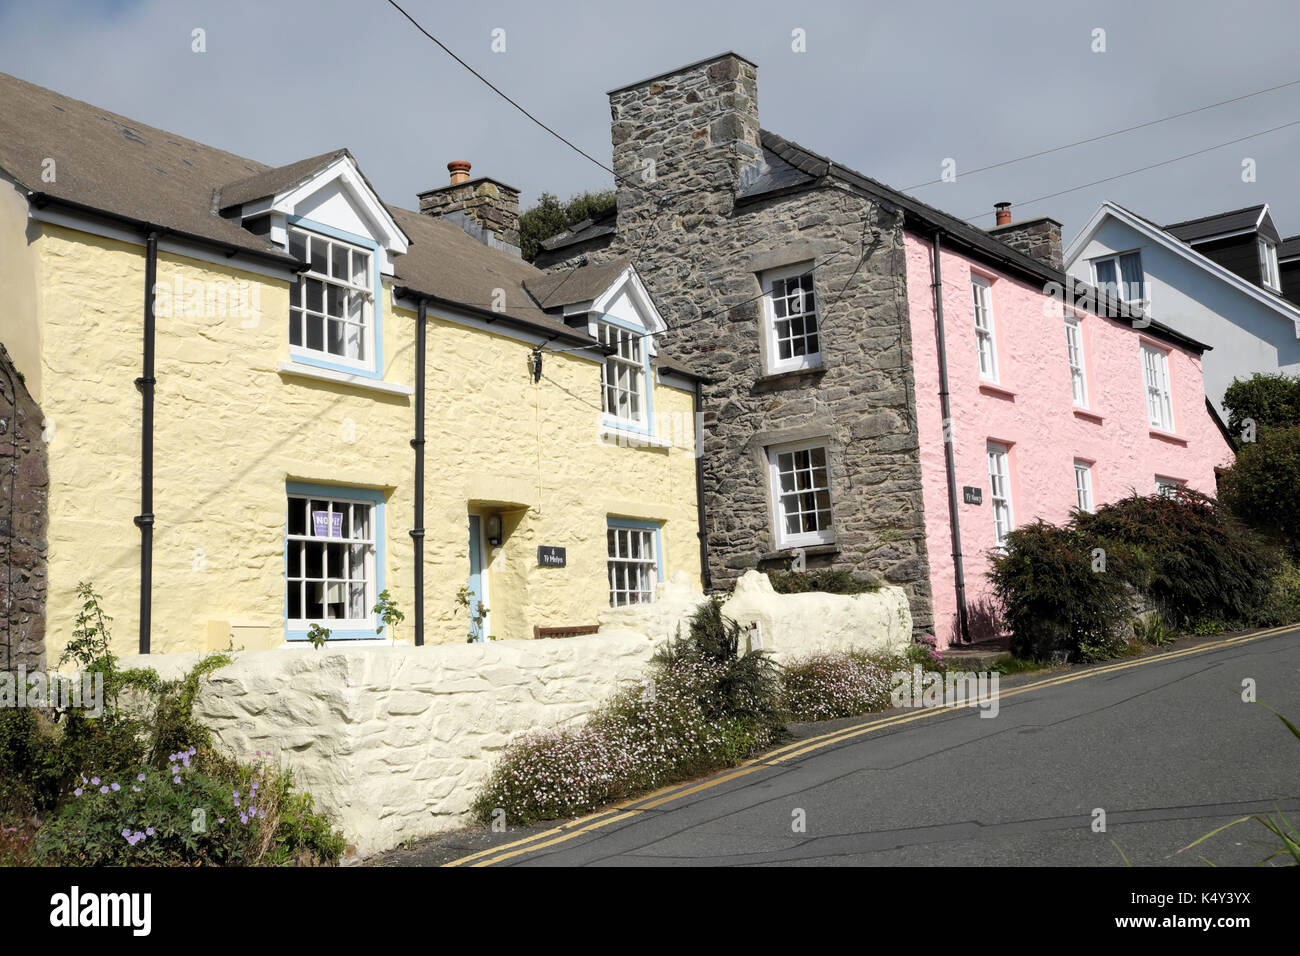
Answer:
[2,0,1298,245]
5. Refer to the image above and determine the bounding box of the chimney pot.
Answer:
[994,202,1012,226]
[448,161,472,185]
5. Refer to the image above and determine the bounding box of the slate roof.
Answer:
[523,255,634,308]
[0,71,294,265]
[1278,236,1300,261]
[1162,204,1266,242]
[217,149,350,211]
[539,206,617,253]
[0,71,701,377]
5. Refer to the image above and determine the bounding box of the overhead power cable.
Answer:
[903,76,1300,191]
[962,118,1300,221]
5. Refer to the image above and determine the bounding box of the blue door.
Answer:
[467,515,486,642]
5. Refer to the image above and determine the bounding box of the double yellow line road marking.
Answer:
[445,623,1298,867]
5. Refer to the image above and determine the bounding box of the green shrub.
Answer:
[652,598,785,730]
[31,748,343,866]
[1133,614,1179,647]
[1073,491,1278,628]
[989,520,1135,662]
[1252,558,1300,627]
[4,582,346,865]
[1222,372,1300,435]
[766,569,880,595]
[1220,425,1300,560]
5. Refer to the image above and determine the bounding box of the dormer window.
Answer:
[1092,251,1145,307]
[1259,238,1281,291]
[288,225,375,370]
[598,320,648,429]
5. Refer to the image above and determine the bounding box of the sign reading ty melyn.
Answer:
[537,546,566,567]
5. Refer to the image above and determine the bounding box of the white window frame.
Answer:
[972,275,998,382]
[598,320,648,429]
[1074,460,1094,514]
[285,492,377,630]
[287,225,375,372]
[760,263,822,374]
[1091,250,1145,306]
[767,441,835,549]
[1259,238,1281,291]
[607,524,658,607]
[1065,313,1088,407]
[1140,342,1175,432]
[1155,476,1184,499]
[987,443,1014,548]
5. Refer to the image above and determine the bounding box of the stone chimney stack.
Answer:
[418,161,522,257]
[607,52,763,230]
[987,205,1064,271]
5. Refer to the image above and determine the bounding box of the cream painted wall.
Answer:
[31,221,702,661]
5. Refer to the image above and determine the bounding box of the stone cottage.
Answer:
[538,52,1233,642]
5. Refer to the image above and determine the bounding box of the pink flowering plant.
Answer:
[782,650,900,722]
[472,600,785,826]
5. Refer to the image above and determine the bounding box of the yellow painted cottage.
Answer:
[0,73,705,659]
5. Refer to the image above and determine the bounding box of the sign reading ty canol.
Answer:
[890,667,1000,718]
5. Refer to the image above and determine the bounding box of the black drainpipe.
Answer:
[693,378,712,591]
[135,228,160,654]
[931,231,970,645]
[409,295,427,646]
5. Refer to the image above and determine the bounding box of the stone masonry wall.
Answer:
[0,340,47,671]
[547,54,934,631]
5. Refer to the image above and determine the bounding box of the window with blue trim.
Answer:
[607,520,660,606]
[598,320,648,429]
[287,224,375,372]
[286,488,378,634]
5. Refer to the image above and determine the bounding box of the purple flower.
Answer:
[74,788,83,797]
[145,827,154,836]
[172,776,181,785]
[99,786,109,794]
[121,828,131,838]
[217,818,225,824]
[132,786,140,793]
[240,814,249,825]
[110,782,120,792]
[189,746,197,756]
[90,777,100,785]
[137,773,146,782]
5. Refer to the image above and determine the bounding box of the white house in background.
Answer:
[1064,201,1300,418]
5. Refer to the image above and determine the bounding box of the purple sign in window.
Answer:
[312,511,343,538]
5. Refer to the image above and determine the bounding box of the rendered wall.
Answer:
[905,232,1235,646]
[1068,216,1300,414]
[29,223,701,661]
[115,577,912,856]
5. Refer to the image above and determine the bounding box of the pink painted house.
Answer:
[905,212,1235,647]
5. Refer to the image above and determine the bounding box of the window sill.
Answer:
[758,542,839,563]
[753,365,826,393]
[277,361,413,397]
[1149,427,1188,446]
[1073,407,1104,424]
[599,424,674,449]
[978,382,1016,400]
